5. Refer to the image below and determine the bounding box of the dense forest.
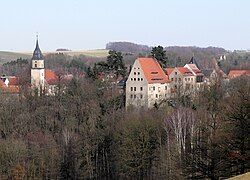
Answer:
[0,73,249,179]
[106,42,250,72]
[0,49,249,179]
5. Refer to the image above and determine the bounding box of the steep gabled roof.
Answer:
[166,68,174,76]
[166,67,194,76]
[138,58,169,84]
[188,57,200,69]
[32,39,43,60]
[177,67,193,75]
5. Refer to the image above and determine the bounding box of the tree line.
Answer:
[0,72,249,179]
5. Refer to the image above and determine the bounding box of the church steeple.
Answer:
[32,35,43,60]
[31,35,45,93]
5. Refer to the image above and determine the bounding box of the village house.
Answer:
[0,75,20,94]
[126,58,170,108]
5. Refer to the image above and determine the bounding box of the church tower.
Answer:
[31,36,45,91]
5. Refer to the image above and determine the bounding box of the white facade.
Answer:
[126,58,206,109]
[126,58,170,108]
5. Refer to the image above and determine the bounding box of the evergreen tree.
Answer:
[151,46,168,67]
[107,50,126,78]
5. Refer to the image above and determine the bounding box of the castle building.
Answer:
[126,57,206,108]
[126,58,170,108]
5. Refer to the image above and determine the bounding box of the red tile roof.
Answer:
[177,67,193,75]
[8,76,19,86]
[186,64,201,74]
[228,70,250,79]
[138,58,169,84]
[166,68,174,76]
[165,67,193,76]
[45,69,58,85]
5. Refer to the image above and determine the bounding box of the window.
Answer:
[134,72,136,75]
[138,72,140,75]
[131,78,133,81]
[179,78,181,82]
[171,78,174,81]
[134,95,136,98]
[165,86,167,90]
[138,78,140,81]
[185,78,187,81]
[35,64,37,68]
[131,87,133,91]
[153,86,155,91]
[134,78,136,81]
[140,94,143,99]
[130,94,133,98]
[188,78,190,81]
[156,94,158,98]
[140,87,143,91]
[191,78,193,82]
[134,87,136,91]
[141,78,143,81]
[175,72,177,75]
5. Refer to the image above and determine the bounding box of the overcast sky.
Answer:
[1,0,250,51]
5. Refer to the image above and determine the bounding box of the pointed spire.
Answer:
[32,34,43,60]
[188,56,200,69]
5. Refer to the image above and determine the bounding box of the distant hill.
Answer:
[0,49,109,65]
[106,41,228,69]
[0,51,31,64]
[106,42,151,53]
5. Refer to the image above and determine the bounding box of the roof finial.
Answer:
[36,32,39,40]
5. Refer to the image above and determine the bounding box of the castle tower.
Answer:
[31,36,45,92]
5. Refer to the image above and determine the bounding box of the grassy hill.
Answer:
[58,49,109,57]
[0,51,32,64]
[0,49,108,65]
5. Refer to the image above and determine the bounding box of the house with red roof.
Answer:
[126,57,206,108]
[228,70,250,79]
[0,76,20,94]
[126,58,170,108]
